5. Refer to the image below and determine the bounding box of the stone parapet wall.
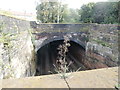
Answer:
[30,22,91,33]
[1,67,118,88]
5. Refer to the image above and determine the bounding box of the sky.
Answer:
[0,0,111,14]
[65,0,109,8]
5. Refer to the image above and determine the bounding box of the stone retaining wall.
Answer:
[0,15,36,79]
[86,24,118,68]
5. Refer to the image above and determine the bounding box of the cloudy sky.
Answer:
[0,0,112,14]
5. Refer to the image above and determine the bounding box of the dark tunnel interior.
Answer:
[35,40,88,76]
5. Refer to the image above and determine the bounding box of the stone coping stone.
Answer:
[2,74,68,88]
[66,67,118,88]
[1,67,118,88]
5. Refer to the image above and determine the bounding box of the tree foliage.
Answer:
[36,1,68,23]
[64,8,80,23]
[79,3,95,23]
[36,1,119,24]
[79,2,119,24]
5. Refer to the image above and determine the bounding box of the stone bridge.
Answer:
[30,22,118,75]
[0,14,118,80]
[30,23,90,51]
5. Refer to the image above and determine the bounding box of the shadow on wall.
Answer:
[35,40,86,76]
[35,40,118,76]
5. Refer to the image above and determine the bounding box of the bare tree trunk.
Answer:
[57,0,60,23]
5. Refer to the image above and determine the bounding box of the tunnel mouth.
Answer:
[35,40,88,76]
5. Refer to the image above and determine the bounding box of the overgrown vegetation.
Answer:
[54,35,71,78]
[53,35,81,79]
[0,22,14,79]
[0,21,25,79]
[36,1,68,23]
[36,1,118,24]
[80,2,118,24]
[92,39,112,48]
[0,10,27,20]
[0,10,13,16]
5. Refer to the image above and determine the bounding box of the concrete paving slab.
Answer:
[66,67,118,88]
[2,74,68,88]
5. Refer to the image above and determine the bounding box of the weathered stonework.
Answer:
[0,15,118,78]
[86,24,118,69]
[31,23,118,72]
[0,15,36,79]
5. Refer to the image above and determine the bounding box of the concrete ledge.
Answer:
[2,74,68,88]
[66,67,118,88]
[1,67,118,88]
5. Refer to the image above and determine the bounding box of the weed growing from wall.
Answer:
[53,35,71,78]
[0,22,14,79]
[52,35,82,79]
[0,22,18,79]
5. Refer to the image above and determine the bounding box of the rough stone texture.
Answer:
[0,16,118,79]
[30,22,91,33]
[0,43,3,79]
[1,67,118,88]
[85,42,117,69]
[31,23,90,52]
[0,15,36,79]
[31,23,118,70]
[86,24,118,68]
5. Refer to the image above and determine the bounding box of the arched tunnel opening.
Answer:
[35,40,89,76]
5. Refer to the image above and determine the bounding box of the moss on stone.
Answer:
[92,39,112,48]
